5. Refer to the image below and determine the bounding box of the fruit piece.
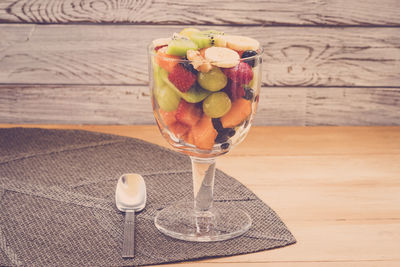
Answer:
[220,128,236,138]
[243,86,254,100]
[220,98,252,128]
[223,61,253,85]
[223,35,260,51]
[159,109,177,126]
[221,143,230,149]
[191,115,218,150]
[166,38,198,57]
[153,63,164,88]
[168,64,197,93]
[190,32,213,49]
[199,48,207,58]
[180,62,198,75]
[204,47,240,68]
[249,65,260,90]
[200,30,225,36]
[183,130,195,145]
[186,49,212,73]
[189,30,225,49]
[152,38,171,48]
[160,68,211,103]
[203,92,232,118]
[199,30,227,47]
[180,28,201,38]
[175,99,202,127]
[169,121,190,138]
[155,84,181,111]
[155,46,180,73]
[197,67,227,92]
[224,80,245,101]
[241,50,258,67]
[212,118,236,143]
[212,118,224,131]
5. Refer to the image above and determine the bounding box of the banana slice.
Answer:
[223,35,260,51]
[204,47,240,68]
[152,38,171,47]
[214,35,227,47]
[186,50,212,73]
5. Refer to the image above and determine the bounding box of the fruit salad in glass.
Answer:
[148,28,263,241]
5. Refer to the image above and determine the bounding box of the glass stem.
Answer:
[190,156,216,234]
[191,156,216,212]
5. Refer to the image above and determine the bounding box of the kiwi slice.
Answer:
[190,30,226,49]
[166,39,198,56]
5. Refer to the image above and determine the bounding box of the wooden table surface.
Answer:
[1,124,400,266]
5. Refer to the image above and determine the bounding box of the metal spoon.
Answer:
[115,173,147,258]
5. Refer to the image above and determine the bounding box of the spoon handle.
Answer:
[122,211,135,258]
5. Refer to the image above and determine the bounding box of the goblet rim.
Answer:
[148,43,264,63]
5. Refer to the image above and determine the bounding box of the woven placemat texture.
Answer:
[0,128,296,266]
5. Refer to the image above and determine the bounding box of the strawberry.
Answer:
[223,62,253,85]
[224,80,245,101]
[175,99,202,127]
[168,64,197,93]
[155,45,168,51]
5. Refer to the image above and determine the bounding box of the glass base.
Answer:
[154,201,252,242]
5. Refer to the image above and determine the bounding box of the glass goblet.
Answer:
[148,44,263,242]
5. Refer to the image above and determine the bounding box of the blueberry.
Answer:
[212,118,223,131]
[180,62,198,75]
[227,128,236,137]
[243,87,254,100]
[221,143,230,150]
[215,134,229,144]
[241,50,258,67]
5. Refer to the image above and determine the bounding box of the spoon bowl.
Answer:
[116,173,146,212]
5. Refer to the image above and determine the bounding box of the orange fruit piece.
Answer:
[155,47,180,73]
[159,109,177,126]
[183,130,195,145]
[220,98,252,128]
[191,115,218,150]
[169,121,190,138]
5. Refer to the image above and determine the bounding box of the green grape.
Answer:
[197,67,227,92]
[203,92,232,118]
[155,85,180,111]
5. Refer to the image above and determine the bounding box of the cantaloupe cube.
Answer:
[191,115,218,150]
[159,109,177,126]
[220,98,252,128]
[155,47,180,73]
[169,121,190,138]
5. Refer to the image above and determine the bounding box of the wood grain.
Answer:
[0,125,399,266]
[1,85,399,125]
[1,25,400,87]
[0,0,399,26]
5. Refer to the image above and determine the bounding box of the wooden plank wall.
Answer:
[0,0,399,126]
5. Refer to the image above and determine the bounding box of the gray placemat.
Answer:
[0,127,296,266]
